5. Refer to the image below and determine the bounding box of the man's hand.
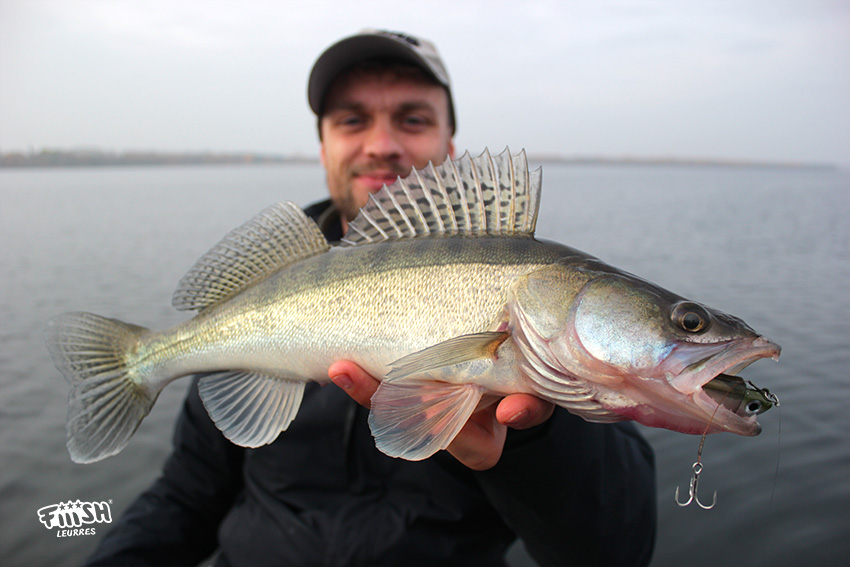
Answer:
[328,361,554,471]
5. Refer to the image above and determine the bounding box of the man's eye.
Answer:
[339,116,364,127]
[401,115,430,129]
[329,112,367,129]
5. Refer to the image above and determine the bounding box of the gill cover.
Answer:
[573,275,676,371]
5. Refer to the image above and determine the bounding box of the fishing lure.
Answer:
[676,376,780,509]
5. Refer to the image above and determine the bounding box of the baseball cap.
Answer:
[308,29,455,133]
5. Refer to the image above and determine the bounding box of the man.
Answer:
[86,30,657,567]
[308,29,555,472]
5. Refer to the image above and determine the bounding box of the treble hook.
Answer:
[675,461,717,509]
[675,379,731,510]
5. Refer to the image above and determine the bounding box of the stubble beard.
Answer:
[338,160,411,221]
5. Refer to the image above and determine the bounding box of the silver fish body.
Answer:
[166,237,564,381]
[46,149,780,464]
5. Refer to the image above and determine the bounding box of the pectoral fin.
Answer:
[386,331,509,380]
[369,377,485,461]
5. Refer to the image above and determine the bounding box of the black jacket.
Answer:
[86,200,657,567]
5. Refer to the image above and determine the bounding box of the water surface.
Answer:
[1,162,848,566]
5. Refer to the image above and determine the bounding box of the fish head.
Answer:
[512,265,781,436]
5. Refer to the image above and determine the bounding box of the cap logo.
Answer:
[380,30,420,47]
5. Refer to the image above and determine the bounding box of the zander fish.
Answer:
[45,148,780,464]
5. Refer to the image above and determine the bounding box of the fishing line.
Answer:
[675,390,727,509]
[767,404,783,510]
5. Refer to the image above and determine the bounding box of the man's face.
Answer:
[319,68,455,226]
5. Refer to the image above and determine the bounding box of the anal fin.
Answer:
[368,377,485,461]
[198,371,305,448]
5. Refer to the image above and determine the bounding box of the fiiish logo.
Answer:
[37,499,113,537]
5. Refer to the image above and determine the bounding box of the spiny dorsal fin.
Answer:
[173,202,329,311]
[341,147,541,246]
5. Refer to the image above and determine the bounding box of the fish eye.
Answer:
[672,303,710,333]
[745,400,763,414]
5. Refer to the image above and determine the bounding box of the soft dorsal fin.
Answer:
[173,202,329,311]
[341,147,541,246]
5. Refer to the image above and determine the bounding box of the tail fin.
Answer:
[45,312,158,463]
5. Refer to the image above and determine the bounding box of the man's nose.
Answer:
[364,120,403,160]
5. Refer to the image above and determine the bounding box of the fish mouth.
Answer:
[665,336,781,435]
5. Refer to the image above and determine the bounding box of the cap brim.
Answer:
[308,34,447,115]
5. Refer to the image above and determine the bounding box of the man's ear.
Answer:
[319,143,327,167]
[447,139,455,160]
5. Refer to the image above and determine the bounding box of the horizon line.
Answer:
[0,147,838,170]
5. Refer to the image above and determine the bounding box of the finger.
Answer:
[447,406,506,471]
[328,360,380,409]
[495,394,555,430]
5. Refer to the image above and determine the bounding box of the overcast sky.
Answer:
[1,0,848,166]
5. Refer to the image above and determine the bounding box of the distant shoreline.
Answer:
[0,149,836,170]
[0,150,318,169]
[528,155,836,170]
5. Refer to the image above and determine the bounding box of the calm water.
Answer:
[1,162,848,566]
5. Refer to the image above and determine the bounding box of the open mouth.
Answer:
[665,336,781,435]
[669,337,781,394]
